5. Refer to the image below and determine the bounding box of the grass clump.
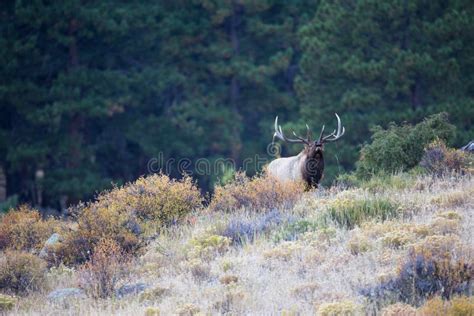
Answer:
[337,172,416,192]
[0,294,17,311]
[0,251,47,295]
[144,307,161,316]
[0,205,62,252]
[175,303,200,316]
[321,195,400,229]
[209,172,304,212]
[316,300,363,315]
[272,219,319,242]
[380,302,416,315]
[188,234,231,259]
[418,296,474,316]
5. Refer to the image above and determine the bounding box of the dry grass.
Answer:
[4,174,473,315]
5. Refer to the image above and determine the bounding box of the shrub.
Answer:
[0,205,62,252]
[0,251,47,295]
[356,113,455,178]
[0,294,17,311]
[139,286,169,302]
[96,173,202,227]
[175,303,200,316]
[209,172,304,212]
[54,203,142,265]
[316,300,362,316]
[363,235,472,306]
[188,234,231,259]
[54,173,201,264]
[144,307,161,316]
[420,139,472,176]
[418,296,474,316]
[321,196,400,229]
[348,234,372,255]
[78,238,131,298]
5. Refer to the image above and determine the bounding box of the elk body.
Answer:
[267,114,345,188]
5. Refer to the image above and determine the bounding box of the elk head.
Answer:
[270,114,345,188]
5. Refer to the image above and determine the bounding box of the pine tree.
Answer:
[296,0,474,182]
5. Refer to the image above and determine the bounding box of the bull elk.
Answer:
[267,114,345,188]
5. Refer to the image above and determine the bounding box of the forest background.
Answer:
[1,0,472,211]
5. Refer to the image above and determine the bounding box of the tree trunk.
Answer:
[229,1,243,161]
[0,166,6,202]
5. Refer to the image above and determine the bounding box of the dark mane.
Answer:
[301,145,324,188]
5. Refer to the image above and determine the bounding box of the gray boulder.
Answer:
[115,283,150,298]
[39,233,61,259]
[461,141,474,153]
[47,288,86,303]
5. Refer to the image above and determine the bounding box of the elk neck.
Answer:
[300,147,324,188]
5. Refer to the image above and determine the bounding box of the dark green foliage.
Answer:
[356,113,455,178]
[0,0,473,209]
[0,0,317,209]
[296,0,474,184]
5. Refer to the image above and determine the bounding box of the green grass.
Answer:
[321,196,401,229]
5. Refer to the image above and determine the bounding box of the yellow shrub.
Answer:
[54,203,142,265]
[0,251,47,295]
[97,173,202,227]
[0,294,17,311]
[139,286,169,302]
[209,172,304,212]
[381,231,414,248]
[175,303,200,316]
[144,307,160,316]
[0,205,63,252]
[316,300,362,315]
[418,296,474,316]
[55,174,201,264]
[188,235,230,259]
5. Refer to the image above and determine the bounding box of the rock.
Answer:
[461,141,474,153]
[47,288,86,303]
[39,233,61,259]
[115,283,150,298]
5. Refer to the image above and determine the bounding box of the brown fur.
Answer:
[301,144,324,188]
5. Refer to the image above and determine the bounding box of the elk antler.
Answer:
[274,116,311,144]
[318,113,345,143]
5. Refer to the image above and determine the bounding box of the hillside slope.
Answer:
[8,174,474,315]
